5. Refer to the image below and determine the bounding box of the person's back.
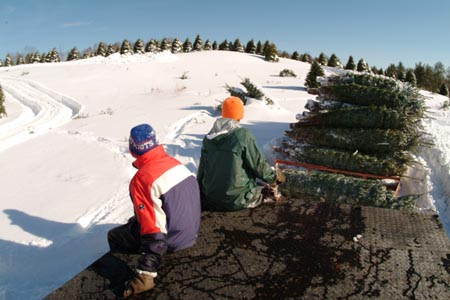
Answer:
[131,143,200,251]
[198,97,276,211]
[108,123,201,297]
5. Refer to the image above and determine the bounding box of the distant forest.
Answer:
[1,34,449,96]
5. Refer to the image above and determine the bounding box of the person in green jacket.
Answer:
[197,96,284,211]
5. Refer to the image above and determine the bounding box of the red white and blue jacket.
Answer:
[130,145,201,273]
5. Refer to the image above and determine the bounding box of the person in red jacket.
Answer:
[107,124,201,297]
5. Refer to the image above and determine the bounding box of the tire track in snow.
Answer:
[0,77,83,152]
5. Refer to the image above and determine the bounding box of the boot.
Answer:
[123,272,155,297]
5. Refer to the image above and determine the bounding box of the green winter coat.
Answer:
[197,118,276,211]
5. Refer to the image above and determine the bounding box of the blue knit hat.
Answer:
[129,124,159,157]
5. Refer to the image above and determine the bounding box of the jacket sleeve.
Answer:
[130,177,167,273]
[197,144,205,187]
[241,129,276,184]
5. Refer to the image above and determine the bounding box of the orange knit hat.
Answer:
[222,96,244,121]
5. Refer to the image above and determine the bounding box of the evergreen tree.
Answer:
[245,39,256,54]
[24,54,32,64]
[327,53,342,68]
[46,51,52,63]
[439,83,449,97]
[411,63,435,90]
[106,44,116,56]
[423,64,436,91]
[29,54,35,64]
[318,52,328,65]
[357,58,369,72]
[397,62,406,77]
[5,55,12,67]
[240,78,267,101]
[279,51,290,58]
[345,56,356,70]
[96,42,107,57]
[385,64,397,78]
[414,63,426,87]
[397,71,406,82]
[0,85,6,117]
[133,39,145,54]
[32,52,41,63]
[279,69,297,77]
[204,40,212,51]
[305,60,325,88]
[154,40,161,51]
[434,62,446,90]
[212,41,218,50]
[47,48,61,62]
[300,53,313,63]
[193,35,203,51]
[264,43,279,62]
[291,51,300,60]
[171,38,182,54]
[145,39,158,53]
[40,53,47,63]
[56,49,62,62]
[120,40,133,54]
[371,66,380,75]
[83,47,94,58]
[182,38,192,52]
[219,39,229,51]
[16,55,24,65]
[0,59,3,67]
[446,66,450,82]
[45,51,52,62]
[405,69,417,87]
[160,38,171,51]
[82,50,92,59]
[67,47,81,61]
[262,40,271,56]
[232,38,244,52]
[256,41,263,55]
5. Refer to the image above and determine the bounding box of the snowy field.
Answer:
[0,51,449,300]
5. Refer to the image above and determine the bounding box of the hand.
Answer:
[123,273,155,297]
[275,168,285,184]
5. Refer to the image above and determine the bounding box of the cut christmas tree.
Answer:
[293,145,410,176]
[279,168,415,210]
[278,72,427,209]
[285,127,422,155]
[295,105,419,130]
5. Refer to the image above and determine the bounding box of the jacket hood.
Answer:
[206,118,241,140]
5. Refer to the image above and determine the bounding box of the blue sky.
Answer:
[0,0,449,69]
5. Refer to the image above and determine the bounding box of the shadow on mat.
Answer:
[143,200,366,299]
[89,252,136,297]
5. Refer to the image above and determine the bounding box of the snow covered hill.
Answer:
[0,51,448,300]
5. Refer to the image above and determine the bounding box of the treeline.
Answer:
[0,35,280,66]
[1,34,449,95]
[309,53,449,96]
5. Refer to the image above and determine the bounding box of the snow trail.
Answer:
[163,109,214,172]
[0,77,83,152]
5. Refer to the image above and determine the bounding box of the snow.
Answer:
[0,51,449,300]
